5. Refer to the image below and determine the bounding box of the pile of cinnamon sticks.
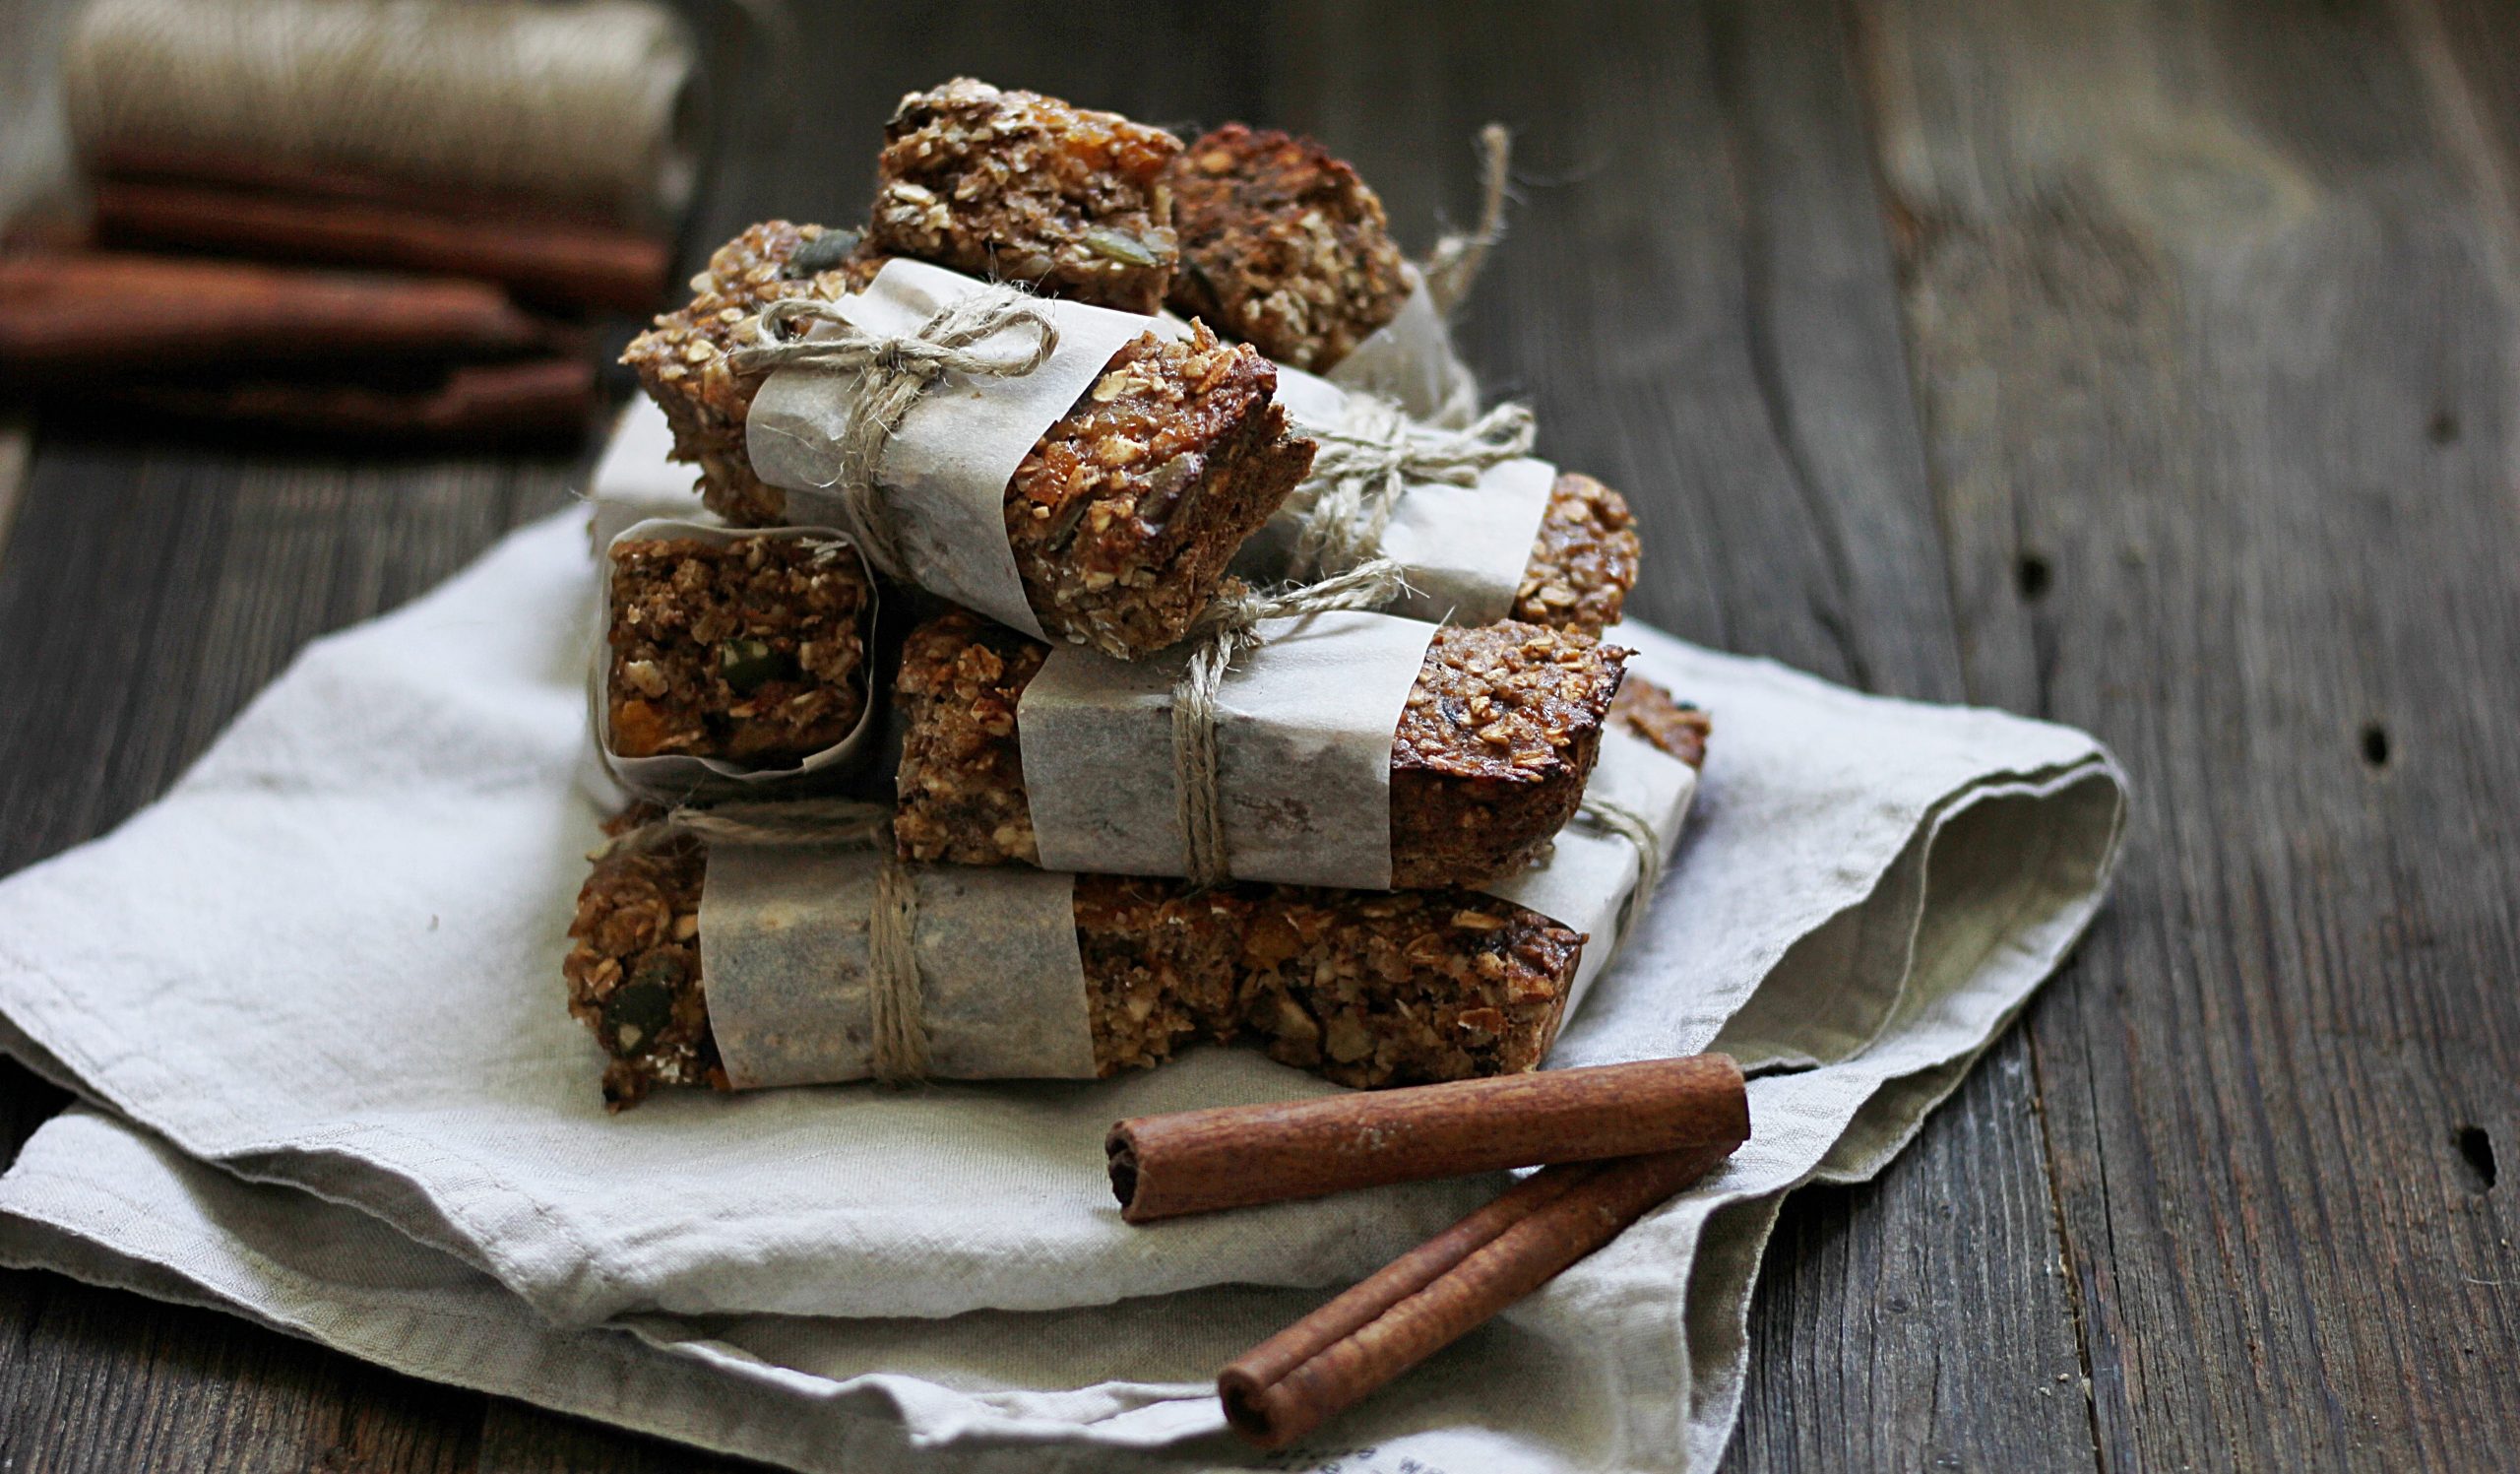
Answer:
[0,151,670,444]
[1107,1055,1752,1448]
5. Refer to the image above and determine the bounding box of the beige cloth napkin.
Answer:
[0,508,2123,1472]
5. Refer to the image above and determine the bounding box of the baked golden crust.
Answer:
[1516,472,1642,634]
[1166,124,1412,373]
[868,78,1181,314]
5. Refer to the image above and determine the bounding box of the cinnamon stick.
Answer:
[0,252,562,377]
[1219,1139,1739,1449]
[93,176,672,315]
[1106,1056,1748,1223]
[102,357,597,444]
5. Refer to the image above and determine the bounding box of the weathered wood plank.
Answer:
[1858,0,2520,1466]
[1271,4,2099,1469]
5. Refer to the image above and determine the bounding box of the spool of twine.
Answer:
[63,0,703,225]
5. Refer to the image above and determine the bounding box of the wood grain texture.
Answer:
[1859,0,2520,1467]
[1,0,2515,1467]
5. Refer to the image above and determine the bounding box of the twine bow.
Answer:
[728,288,1059,575]
[1169,558,1414,887]
[1291,397,1538,579]
[599,799,931,1085]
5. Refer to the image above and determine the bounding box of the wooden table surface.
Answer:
[2,1,2515,1468]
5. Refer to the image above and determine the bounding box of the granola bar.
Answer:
[604,535,873,764]
[866,78,1182,314]
[1166,124,1412,373]
[1516,472,1642,634]
[565,677,1710,1107]
[892,608,1629,888]
[625,223,1316,658]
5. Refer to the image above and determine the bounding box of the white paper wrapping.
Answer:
[744,259,1182,641]
[1324,263,1480,426]
[1017,609,1432,889]
[701,846,1095,1087]
[593,519,880,801]
[1243,363,1556,626]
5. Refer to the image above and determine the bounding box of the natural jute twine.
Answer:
[1291,398,1538,580]
[1574,793,1664,954]
[1419,123,1514,315]
[64,0,702,224]
[602,800,931,1085]
[727,288,1059,579]
[1169,558,1414,887]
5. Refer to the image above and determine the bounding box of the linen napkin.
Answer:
[0,504,2123,1472]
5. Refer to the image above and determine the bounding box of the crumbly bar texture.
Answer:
[1166,124,1412,373]
[867,78,1181,314]
[621,221,881,525]
[564,817,717,1110]
[1388,622,1630,886]
[1007,320,1315,656]
[627,222,1313,659]
[1516,472,1643,635]
[891,609,1047,865]
[605,536,873,764]
[891,609,1628,887]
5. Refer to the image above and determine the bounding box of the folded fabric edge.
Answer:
[0,1108,1240,1474]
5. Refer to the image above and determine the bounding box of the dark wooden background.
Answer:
[2,0,2516,1468]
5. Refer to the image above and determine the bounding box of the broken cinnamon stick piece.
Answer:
[1106,1055,1748,1223]
[1219,1139,1740,1449]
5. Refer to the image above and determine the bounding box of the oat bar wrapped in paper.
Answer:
[564,682,1706,1107]
[893,607,1631,891]
[629,249,1316,659]
[594,520,881,801]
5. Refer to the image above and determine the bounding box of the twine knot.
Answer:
[1291,398,1537,578]
[598,797,930,1085]
[1169,558,1414,887]
[729,287,1059,575]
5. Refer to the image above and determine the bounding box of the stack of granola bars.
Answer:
[565,79,1709,1109]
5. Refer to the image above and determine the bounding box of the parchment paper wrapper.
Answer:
[1242,363,1555,627]
[700,848,1095,1087]
[1323,263,1480,427]
[592,518,880,802]
[1018,609,1433,889]
[744,259,1185,641]
[1488,723,1700,1019]
[585,398,710,552]
[689,713,1699,1088]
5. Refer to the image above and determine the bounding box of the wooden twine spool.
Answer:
[63,0,703,226]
